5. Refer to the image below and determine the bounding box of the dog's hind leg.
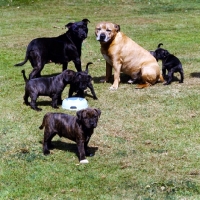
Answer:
[23,91,30,105]
[179,67,184,83]
[30,95,41,111]
[29,67,43,79]
[51,95,59,109]
[43,131,56,155]
[62,62,68,71]
[29,52,44,79]
[87,82,98,99]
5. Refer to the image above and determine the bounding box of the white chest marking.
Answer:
[102,54,112,65]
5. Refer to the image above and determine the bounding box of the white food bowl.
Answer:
[62,97,88,111]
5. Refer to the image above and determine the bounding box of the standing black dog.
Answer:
[39,108,101,163]
[154,43,184,85]
[69,62,98,100]
[21,68,91,111]
[15,19,90,79]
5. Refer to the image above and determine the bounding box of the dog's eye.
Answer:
[106,29,111,32]
[96,28,101,31]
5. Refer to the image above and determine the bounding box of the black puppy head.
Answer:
[65,18,90,40]
[155,48,170,60]
[62,70,76,83]
[74,72,92,90]
[77,108,101,129]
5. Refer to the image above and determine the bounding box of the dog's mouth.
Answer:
[96,33,109,43]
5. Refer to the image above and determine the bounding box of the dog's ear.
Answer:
[94,109,101,118]
[65,22,74,29]
[164,50,170,57]
[82,19,90,24]
[74,72,82,82]
[63,71,74,82]
[114,24,120,32]
[76,109,87,121]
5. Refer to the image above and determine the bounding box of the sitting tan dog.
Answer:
[95,22,163,90]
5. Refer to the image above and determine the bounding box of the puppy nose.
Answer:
[100,33,106,41]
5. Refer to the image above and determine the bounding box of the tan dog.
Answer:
[95,22,163,90]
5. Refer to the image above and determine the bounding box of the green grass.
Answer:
[1,0,200,199]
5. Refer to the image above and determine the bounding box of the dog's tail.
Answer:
[85,62,93,74]
[39,118,45,130]
[157,43,163,48]
[14,53,28,67]
[39,124,44,130]
[39,113,50,130]
[21,70,28,82]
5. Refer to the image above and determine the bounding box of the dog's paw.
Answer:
[163,82,169,85]
[80,159,89,164]
[109,86,118,90]
[127,79,134,84]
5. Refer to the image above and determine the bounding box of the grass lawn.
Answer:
[0,0,200,199]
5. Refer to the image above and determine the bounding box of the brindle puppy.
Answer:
[39,108,101,163]
[22,68,90,111]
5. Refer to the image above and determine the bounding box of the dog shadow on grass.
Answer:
[190,72,200,78]
[49,140,98,157]
[92,74,131,84]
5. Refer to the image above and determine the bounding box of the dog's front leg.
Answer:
[164,69,173,85]
[87,82,98,100]
[84,137,94,157]
[62,62,68,71]
[110,64,121,90]
[68,85,75,97]
[73,58,82,72]
[77,140,88,163]
[100,62,112,83]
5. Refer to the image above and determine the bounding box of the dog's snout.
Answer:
[100,33,106,41]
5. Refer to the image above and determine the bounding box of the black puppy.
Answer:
[69,62,98,100]
[154,43,184,85]
[15,19,90,79]
[39,108,101,163]
[22,69,90,111]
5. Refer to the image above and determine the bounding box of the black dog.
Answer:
[154,43,184,85]
[22,68,90,111]
[69,62,98,100]
[15,19,90,79]
[39,108,101,163]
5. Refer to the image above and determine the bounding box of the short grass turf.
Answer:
[0,0,200,199]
